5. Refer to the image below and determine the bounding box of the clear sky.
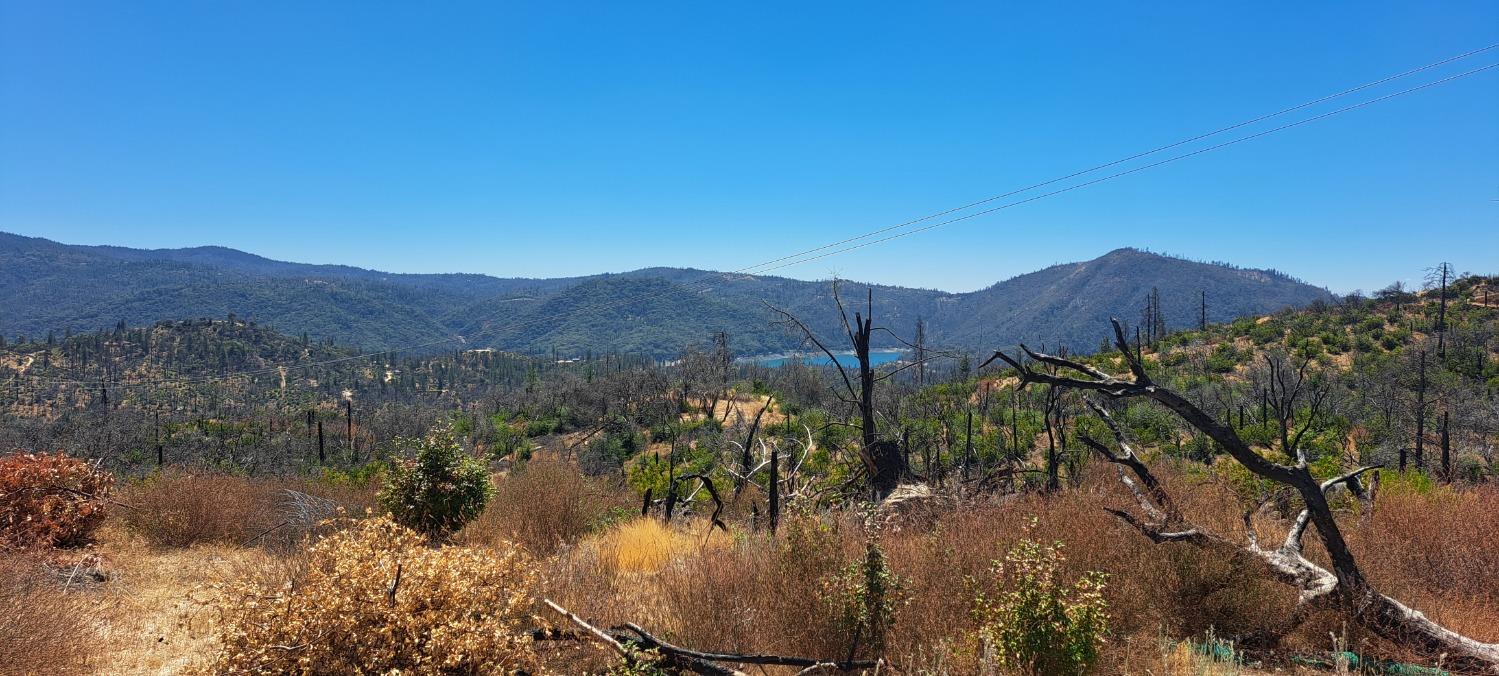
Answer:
[1,2,1495,294]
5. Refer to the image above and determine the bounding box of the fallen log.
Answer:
[541,599,879,675]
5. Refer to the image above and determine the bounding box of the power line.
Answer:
[726,43,1499,277]
[14,49,1498,389]
[746,61,1499,275]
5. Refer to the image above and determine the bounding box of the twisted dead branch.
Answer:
[986,318,1499,672]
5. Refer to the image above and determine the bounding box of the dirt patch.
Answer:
[690,393,783,428]
[85,524,271,674]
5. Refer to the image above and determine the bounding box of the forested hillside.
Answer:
[2,232,1332,357]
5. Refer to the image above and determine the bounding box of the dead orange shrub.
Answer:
[1340,482,1499,646]
[213,514,543,674]
[0,451,113,548]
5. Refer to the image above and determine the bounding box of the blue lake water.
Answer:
[752,350,904,368]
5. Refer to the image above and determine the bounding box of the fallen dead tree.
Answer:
[542,599,881,675]
[984,319,1499,673]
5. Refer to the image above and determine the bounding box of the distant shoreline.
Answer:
[740,348,905,366]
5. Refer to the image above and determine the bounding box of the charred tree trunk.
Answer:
[1414,349,1427,471]
[1440,410,1451,481]
[768,445,780,535]
[768,284,906,501]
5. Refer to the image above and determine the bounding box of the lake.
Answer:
[751,349,905,368]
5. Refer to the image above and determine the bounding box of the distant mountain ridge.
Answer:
[0,231,1334,356]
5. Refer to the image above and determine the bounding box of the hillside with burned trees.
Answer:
[2,271,1496,674]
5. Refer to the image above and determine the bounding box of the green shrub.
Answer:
[825,516,905,655]
[579,417,644,476]
[319,460,388,489]
[488,421,530,461]
[972,535,1109,675]
[1248,321,1282,345]
[378,424,493,537]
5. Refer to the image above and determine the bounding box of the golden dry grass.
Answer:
[596,517,702,574]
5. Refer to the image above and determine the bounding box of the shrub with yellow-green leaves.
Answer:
[212,514,543,674]
[972,536,1109,675]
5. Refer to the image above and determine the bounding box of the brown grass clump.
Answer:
[0,551,97,674]
[458,458,633,556]
[117,470,285,548]
[115,470,378,550]
[1337,482,1499,651]
[0,451,113,548]
[212,514,543,674]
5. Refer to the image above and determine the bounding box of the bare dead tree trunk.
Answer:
[963,406,974,483]
[345,398,355,462]
[736,397,773,496]
[768,444,780,535]
[768,283,907,501]
[1415,349,1427,471]
[1440,410,1451,481]
[1200,289,1208,331]
[985,319,1499,671]
[1042,384,1062,493]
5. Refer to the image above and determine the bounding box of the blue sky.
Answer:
[1,2,1495,294]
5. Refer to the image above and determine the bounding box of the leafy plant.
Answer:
[378,424,493,537]
[972,533,1109,674]
[825,513,905,655]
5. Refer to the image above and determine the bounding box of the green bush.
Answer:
[579,417,644,476]
[378,424,493,537]
[488,421,530,461]
[973,535,1109,675]
[825,518,905,655]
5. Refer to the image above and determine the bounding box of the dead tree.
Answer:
[768,283,907,500]
[1258,352,1331,463]
[1041,383,1065,492]
[735,397,773,496]
[1428,262,1453,359]
[985,319,1499,671]
[1414,349,1428,471]
[914,316,928,388]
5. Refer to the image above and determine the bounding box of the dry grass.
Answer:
[0,550,98,675]
[116,469,378,549]
[12,464,1495,674]
[87,521,274,674]
[534,464,1496,673]
[597,517,702,573]
[1334,482,1499,657]
[457,458,633,556]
